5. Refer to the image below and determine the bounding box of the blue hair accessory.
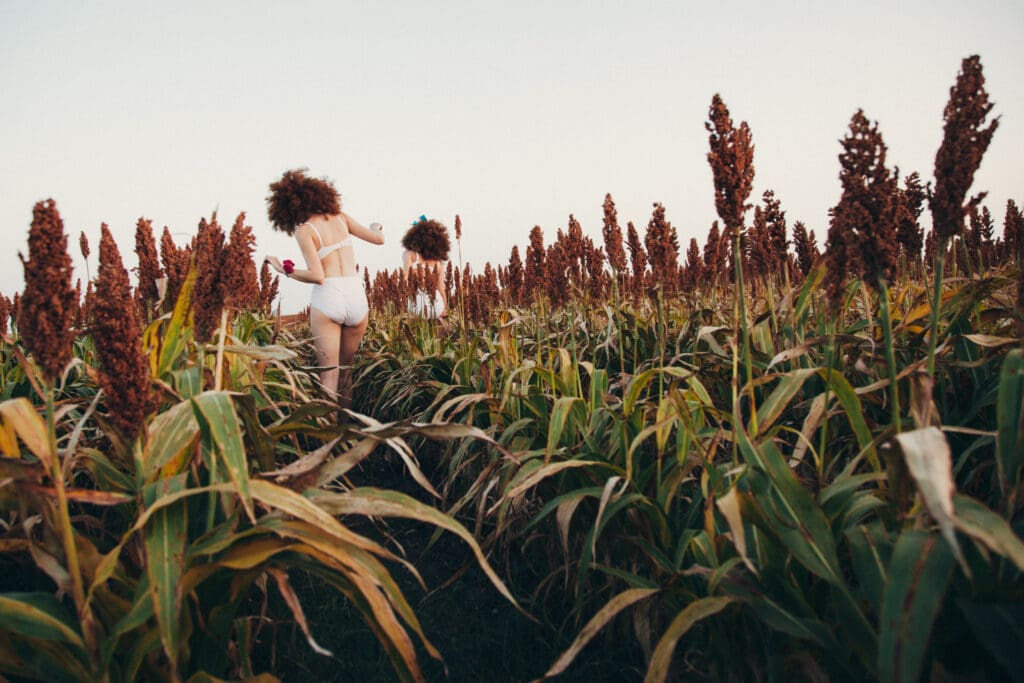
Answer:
[412,214,427,226]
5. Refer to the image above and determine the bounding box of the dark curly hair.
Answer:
[401,218,451,261]
[266,169,342,235]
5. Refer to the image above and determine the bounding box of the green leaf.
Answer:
[145,399,200,480]
[191,391,253,521]
[996,348,1024,499]
[143,472,189,663]
[952,494,1024,571]
[957,598,1024,682]
[312,487,521,611]
[0,592,85,649]
[156,266,197,376]
[737,428,843,585]
[819,369,879,471]
[877,531,955,683]
[754,368,817,434]
[546,397,584,461]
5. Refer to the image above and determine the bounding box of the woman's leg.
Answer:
[309,307,343,400]
[337,315,369,411]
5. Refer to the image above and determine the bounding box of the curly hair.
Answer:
[401,218,451,261]
[266,169,342,235]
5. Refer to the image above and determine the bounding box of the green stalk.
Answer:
[734,231,757,435]
[878,278,901,434]
[926,241,947,378]
[818,323,836,483]
[45,386,91,655]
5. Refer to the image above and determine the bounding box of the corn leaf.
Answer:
[0,592,86,650]
[952,494,1024,571]
[537,587,658,680]
[996,348,1024,499]
[0,398,52,467]
[143,472,189,663]
[191,391,254,521]
[877,531,954,683]
[312,487,521,611]
[895,427,967,569]
[737,428,843,585]
[145,399,200,480]
[644,597,734,683]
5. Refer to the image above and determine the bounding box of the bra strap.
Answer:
[302,222,324,249]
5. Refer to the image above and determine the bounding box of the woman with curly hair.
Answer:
[401,215,451,321]
[264,168,384,410]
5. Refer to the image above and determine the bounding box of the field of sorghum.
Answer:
[1,55,1022,682]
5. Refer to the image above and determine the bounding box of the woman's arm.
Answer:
[264,224,325,284]
[342,211,385,245]
[401,249,418,276]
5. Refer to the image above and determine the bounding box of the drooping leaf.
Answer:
[895,427,965,570]
[537,588,658,680]
[644,597,734,683]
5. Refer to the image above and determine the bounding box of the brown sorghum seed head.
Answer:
[17,199,76,383]
[706,94,756,232]
[93,224,155,440]
[221,213,260,310]
[931,55,999,242]
[134,217,163,306]
[192,216,226,343]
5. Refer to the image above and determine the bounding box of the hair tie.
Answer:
[412,214,427,226]
[282,259,295,275]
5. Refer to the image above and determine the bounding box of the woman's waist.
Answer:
[316,274,362,283]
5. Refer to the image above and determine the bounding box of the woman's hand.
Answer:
[264,256,284,274]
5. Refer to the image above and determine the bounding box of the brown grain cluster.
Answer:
[17,200,77,383]
[706,94,755,237]
[602,194,627,280]
[222,213,260,310]
[644,203,679,294]
[134,217,163,313]
[0,294,12,337]
[192,216,226,343]
[92,225,156,441]
[160,227,192,311]
[824,110,898,306]
[259,261,280,315]
[931,56,999,242]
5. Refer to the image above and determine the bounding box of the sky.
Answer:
[2,0,1022,313]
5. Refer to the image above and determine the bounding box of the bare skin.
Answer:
[266,211,384,411]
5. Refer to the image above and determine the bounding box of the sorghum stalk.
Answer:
[877,277,902,433]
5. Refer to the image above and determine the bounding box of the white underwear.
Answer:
[410,289,446,319]
[311,276,369,326]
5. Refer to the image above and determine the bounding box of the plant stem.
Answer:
[46,386,91,651]
[878,278,901,434]
[927,242,947,378]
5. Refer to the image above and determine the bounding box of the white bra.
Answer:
[304,222,352,259]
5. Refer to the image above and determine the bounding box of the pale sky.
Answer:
[3,0,1022,313]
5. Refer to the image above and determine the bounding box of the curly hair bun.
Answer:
[401,218,451,261]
